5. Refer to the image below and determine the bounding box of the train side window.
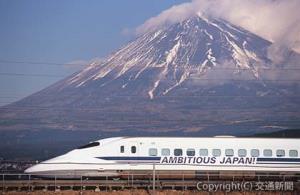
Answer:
[199,149,208,156]
[131,146,136,154]
[149,148,158,156]
[238,149,247,157]
[276,149,285,157]
[120,146,124,153]
[161,148,170,156]
[289,150,298,157]
[186,149,195,156]
[263,149,272,157]
[212,149,221,157]
[251,149,259,157]
[174,149,183,156]
[225,149,234,157]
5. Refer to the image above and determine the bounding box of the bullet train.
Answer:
[25,136,300,178]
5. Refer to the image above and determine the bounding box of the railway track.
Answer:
[1,175,300,192]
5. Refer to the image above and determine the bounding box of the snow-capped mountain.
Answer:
[0,15,299,135]
[65,15,272,99]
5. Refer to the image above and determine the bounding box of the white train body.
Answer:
[25,137,300,177]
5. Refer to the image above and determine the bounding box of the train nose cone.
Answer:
[24,167,33,174]
[24,154,69,174]
[24,163,46,174]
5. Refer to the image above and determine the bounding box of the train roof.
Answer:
[96,136,300,143]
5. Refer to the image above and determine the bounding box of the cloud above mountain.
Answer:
[136,0,300,63]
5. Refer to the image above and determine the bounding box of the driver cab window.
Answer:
[77,142,100,149]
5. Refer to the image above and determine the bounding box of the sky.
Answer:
[0,0,189,106]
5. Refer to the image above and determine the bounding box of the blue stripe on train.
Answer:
[256,162,300,164]
[96,156,161,161]
[96,156,300,164]
[257,158,300,162]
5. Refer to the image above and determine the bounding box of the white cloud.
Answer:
[135,2,198,35]
[136,0,300,63]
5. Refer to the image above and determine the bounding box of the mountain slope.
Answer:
[0,15,299,135]
[64,15,272,99]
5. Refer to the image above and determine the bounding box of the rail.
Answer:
[0,172,299,193]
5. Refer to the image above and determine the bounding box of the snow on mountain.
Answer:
[65,15,271,99]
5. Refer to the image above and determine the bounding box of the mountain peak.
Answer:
[66,15,271,99]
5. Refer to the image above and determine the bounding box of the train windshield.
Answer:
[77,142,100,149]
